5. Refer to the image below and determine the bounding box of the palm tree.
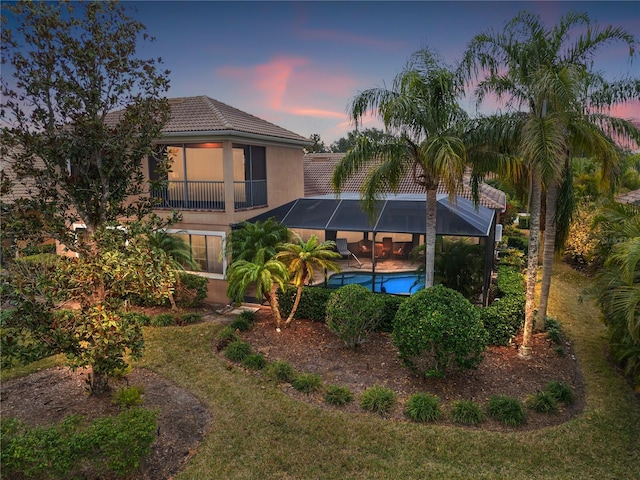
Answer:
[332,48,468,288]
[461,11,639,357]
[226,218,290,263]
[275,234,341,324]
[226,248,289,330]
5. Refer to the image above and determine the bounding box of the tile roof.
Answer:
[303,153,507,211]
[162,96,311,144]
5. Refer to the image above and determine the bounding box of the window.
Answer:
[169,230,225,275]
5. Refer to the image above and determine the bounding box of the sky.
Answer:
[6,1,640,144]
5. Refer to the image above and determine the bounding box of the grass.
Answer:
[3,261,640,479]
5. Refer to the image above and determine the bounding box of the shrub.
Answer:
[405,393,441,422]
[264,360,295,383]
[326,284,384,349]
[526,391,558,414]
[214,325,239,351]
[517,215,530,230]
[122,312,152,327]
[393,285,488,377]
[279,285,333,322]
[360,386,396,415]
[498,247,526,269]
[292,373,323,393]
[545,381,574,404]
[229,315,253,332]
[324,385,354,406]
[224,340,252,362]
[545,317,563,344]
[487,395,526,426]
[450,400,485,425]
[507,235,529,253]
[1,408,157,478]
[377,294,406,332]
[479,295,525,346]
[496,266,525,296]
[242,353,267,370]
[112,385,144,409]
[175,272,208,308]
[150,313,175,327]
[178,312,202,325]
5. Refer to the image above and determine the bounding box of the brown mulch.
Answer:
[236,308,585,431]
[1,304,585,479]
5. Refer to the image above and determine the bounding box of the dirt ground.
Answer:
[1,306,585,478]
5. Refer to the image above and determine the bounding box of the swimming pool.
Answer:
[326,271,425,295]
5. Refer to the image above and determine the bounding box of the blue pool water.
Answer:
[326,271,425,295]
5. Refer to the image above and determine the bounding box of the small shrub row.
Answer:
[1,408,158,479]
[479,266,525,346]
[526,381,574,413]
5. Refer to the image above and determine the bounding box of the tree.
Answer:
[226,218,290,263]
[275,234,341,324]
[226,248,290,330]
[306,133,328,153]
[330,128,392,153]
[461,11,639,356]
[332,48,468,288]
[1,1,175,393]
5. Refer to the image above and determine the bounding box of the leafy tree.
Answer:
[0,1,175,393]
[461,11,639,356]
[226,248,290,330]
[306,133,328,153]
[275,234,341,324]
[332,48,468,288]
[329,128,392,153]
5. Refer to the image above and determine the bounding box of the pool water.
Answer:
[326,271,425,295]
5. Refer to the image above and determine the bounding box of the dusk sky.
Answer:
[7,1,640,144]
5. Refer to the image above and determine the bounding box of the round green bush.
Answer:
[264,360,295,383]
[224,340,252,362]
[326,284,384,349]
[292,373,323,393]
[405,393,441,422]
[392,285,489,377]
[360,386,396,415]
[450,400,485,425]
[487,395,526,426]
[242,353,266,370]
[150,313,175,327]
[324,385,354,406]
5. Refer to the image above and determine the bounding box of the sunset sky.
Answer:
[6,1,640,144]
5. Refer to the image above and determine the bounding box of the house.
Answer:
[146,96,311,303]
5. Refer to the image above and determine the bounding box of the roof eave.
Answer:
[159,130,312,147]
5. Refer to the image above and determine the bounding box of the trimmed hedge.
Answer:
[278,285,333,322]
[479,266,525,346]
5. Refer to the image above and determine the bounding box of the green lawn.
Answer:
[4,262,639,479]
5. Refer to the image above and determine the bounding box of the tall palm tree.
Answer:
[275,234,341,324]
[226,248,289,330]
[461,11,639,357]
[332,48,468,288]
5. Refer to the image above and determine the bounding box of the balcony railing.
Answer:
[152,180,225,210]
[234,180,267,209]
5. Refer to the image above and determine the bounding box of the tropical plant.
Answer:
[461,11,639,356]
[226,248,289,329]
[226,219,290,263]
[332,47,469,288]
[275,234,341,324]
[147,231,199,270]
[433,238,484,298]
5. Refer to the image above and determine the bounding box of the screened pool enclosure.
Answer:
[241,193,499,304]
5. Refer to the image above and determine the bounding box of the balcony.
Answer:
[152,180,225,210]
[152,179,268,211]
[234,180,267,210]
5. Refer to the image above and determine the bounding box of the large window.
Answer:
[169,230,225,275]
[233,144,267,209]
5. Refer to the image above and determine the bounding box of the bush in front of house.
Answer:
[324,385,354,406]
[479,266,525,346]
[393,285,488,378]
[405,393,441,422]
[376,294,406,332]
[150,313,175,327]
[450,400,485,425]
[175,272,208,308]
[278,285,333,322]
[360,386,396,415]
[325,284,385,349]
[487,395,526,426]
